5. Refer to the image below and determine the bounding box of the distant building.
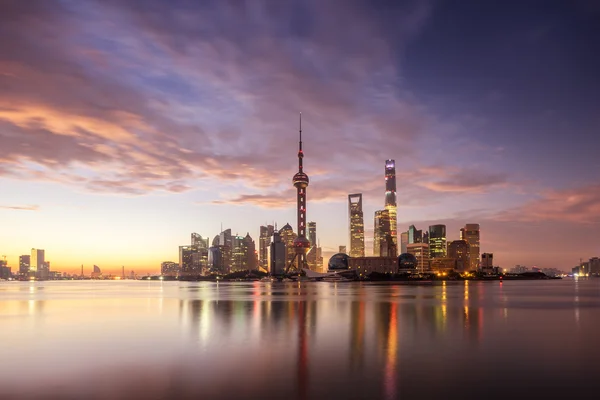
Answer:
[430,257,457,272]
[408,225,423,244]
[161,261,179,276]
[407,243,429,272]
[384,160,398,248]
[259,225,274,272]
[400,231,408,254]
[179,246,201,276]
[91,265,102,278]
[306,221,322,271]
[428,225,447,259]
[379,234,397,258]
[448,240,470,271]
[279,223,297,268]
[589,257,600,276]
[270,229,286,276]
[348,256,397,277]
[31,248,45,278]
[481,253,494,274]
[19,255,30,275]
[460,224,480,270]
[348,194,365,257]
[339,246,347,254]
[373,209,389,256]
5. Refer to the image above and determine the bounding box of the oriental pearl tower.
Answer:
[288,113,311,273]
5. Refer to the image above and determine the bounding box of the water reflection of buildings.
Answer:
[350,301,365,370]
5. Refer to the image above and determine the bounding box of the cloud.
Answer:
[417,170,509,193]
[0,0,440,197]
[0,204,39,211]
[495,184,600,224]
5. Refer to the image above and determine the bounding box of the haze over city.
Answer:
[1,0,599,274]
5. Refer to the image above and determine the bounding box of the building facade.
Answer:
[428,225,447,259]
[400,231,409,254]
[279,223,297,268]
[259,225,274,272]
[270,229,287,276]
[348,193,365,257]
[384,159,398,248]
[19,255,30,276]
[448,240,471,271]
[460,224,480,270]
[407,243,430,272]
[348,256,397,277]
[373,209,389,256]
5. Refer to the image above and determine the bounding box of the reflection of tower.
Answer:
[288,114,311,273]
[384,302,398,399]
[384,160,397,248]
[348,194,365,257]
[296,301,308,400]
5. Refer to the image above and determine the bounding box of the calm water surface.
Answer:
[1,279,599,399]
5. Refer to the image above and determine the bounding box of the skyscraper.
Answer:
[270,229,286,276]
[259,225,274,272]
[448,240,470,272]
[279,223,297,268]
[348,193,365,257]
[400,231,408,254]
[19,255,30,275]
[30,248,44,278]
[428,225,447,259]
[290,113,311,271]
[408,225,423,244]
[384,159,397,248]
[460,224,480,271]
[373,209,389,256]
[306,222,322,271]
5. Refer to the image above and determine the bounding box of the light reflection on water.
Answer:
[0,279,599,399]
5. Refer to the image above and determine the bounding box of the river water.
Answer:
[1,279,599,399]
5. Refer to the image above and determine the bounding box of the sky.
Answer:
[1,0,599,274]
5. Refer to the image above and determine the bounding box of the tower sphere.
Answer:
[293,235,311,252]
[293,172,309,188]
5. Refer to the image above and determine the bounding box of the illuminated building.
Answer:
[31,248,45,279]
[398,253,418,271]
[460,224,480,270]
[230,234,256,272]
[348,256,397,276]
[290,113,311,271]
[407,243,429,272]
[400,231,408,254]
[306,221,323,271]
[270,229,286,276]
[208,246,225,274]
[448,240,470,271]
[380,234,397,258]
[179,246,195,275]
[161,261,179,276]
[19,255,30,275]
[348,193,365,257]
[373,209,389,256]
[339,245,347,254]
[191,232,209,249]
[428,225,447,259]
[259,225,274,272]
[214,229,233,271]
[191,233,209,274]
[589,257,600,276]
[279,223,297,268]
[430,257,457,272]
[384,159,397,248]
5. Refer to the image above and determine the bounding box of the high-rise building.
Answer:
[373,209,389,256]
[349,193,365,257]
[179,246,196,276]
[291,113,311,271]
[279,223,297,268]
[306,222,322,271]
[259,225,274,272]
[460,224,480,271]
[339,246,347,254]
[191,232,209,249]
[242,233,257,270]
[384,159,397,248]
[448,240,470,272]
[408,225,423,244]
[19,255,30,275]
[217,229,233,271]
[270,229,286,276]
[208,246,226,275]
[407,243,430,272]
[30,249,45,278]
[428,225,447,259]
[400,231,408,254]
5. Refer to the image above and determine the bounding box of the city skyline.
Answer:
[1,1,599,273]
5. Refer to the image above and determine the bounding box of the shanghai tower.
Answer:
[384,159,397,248]
[290,113,311,271]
